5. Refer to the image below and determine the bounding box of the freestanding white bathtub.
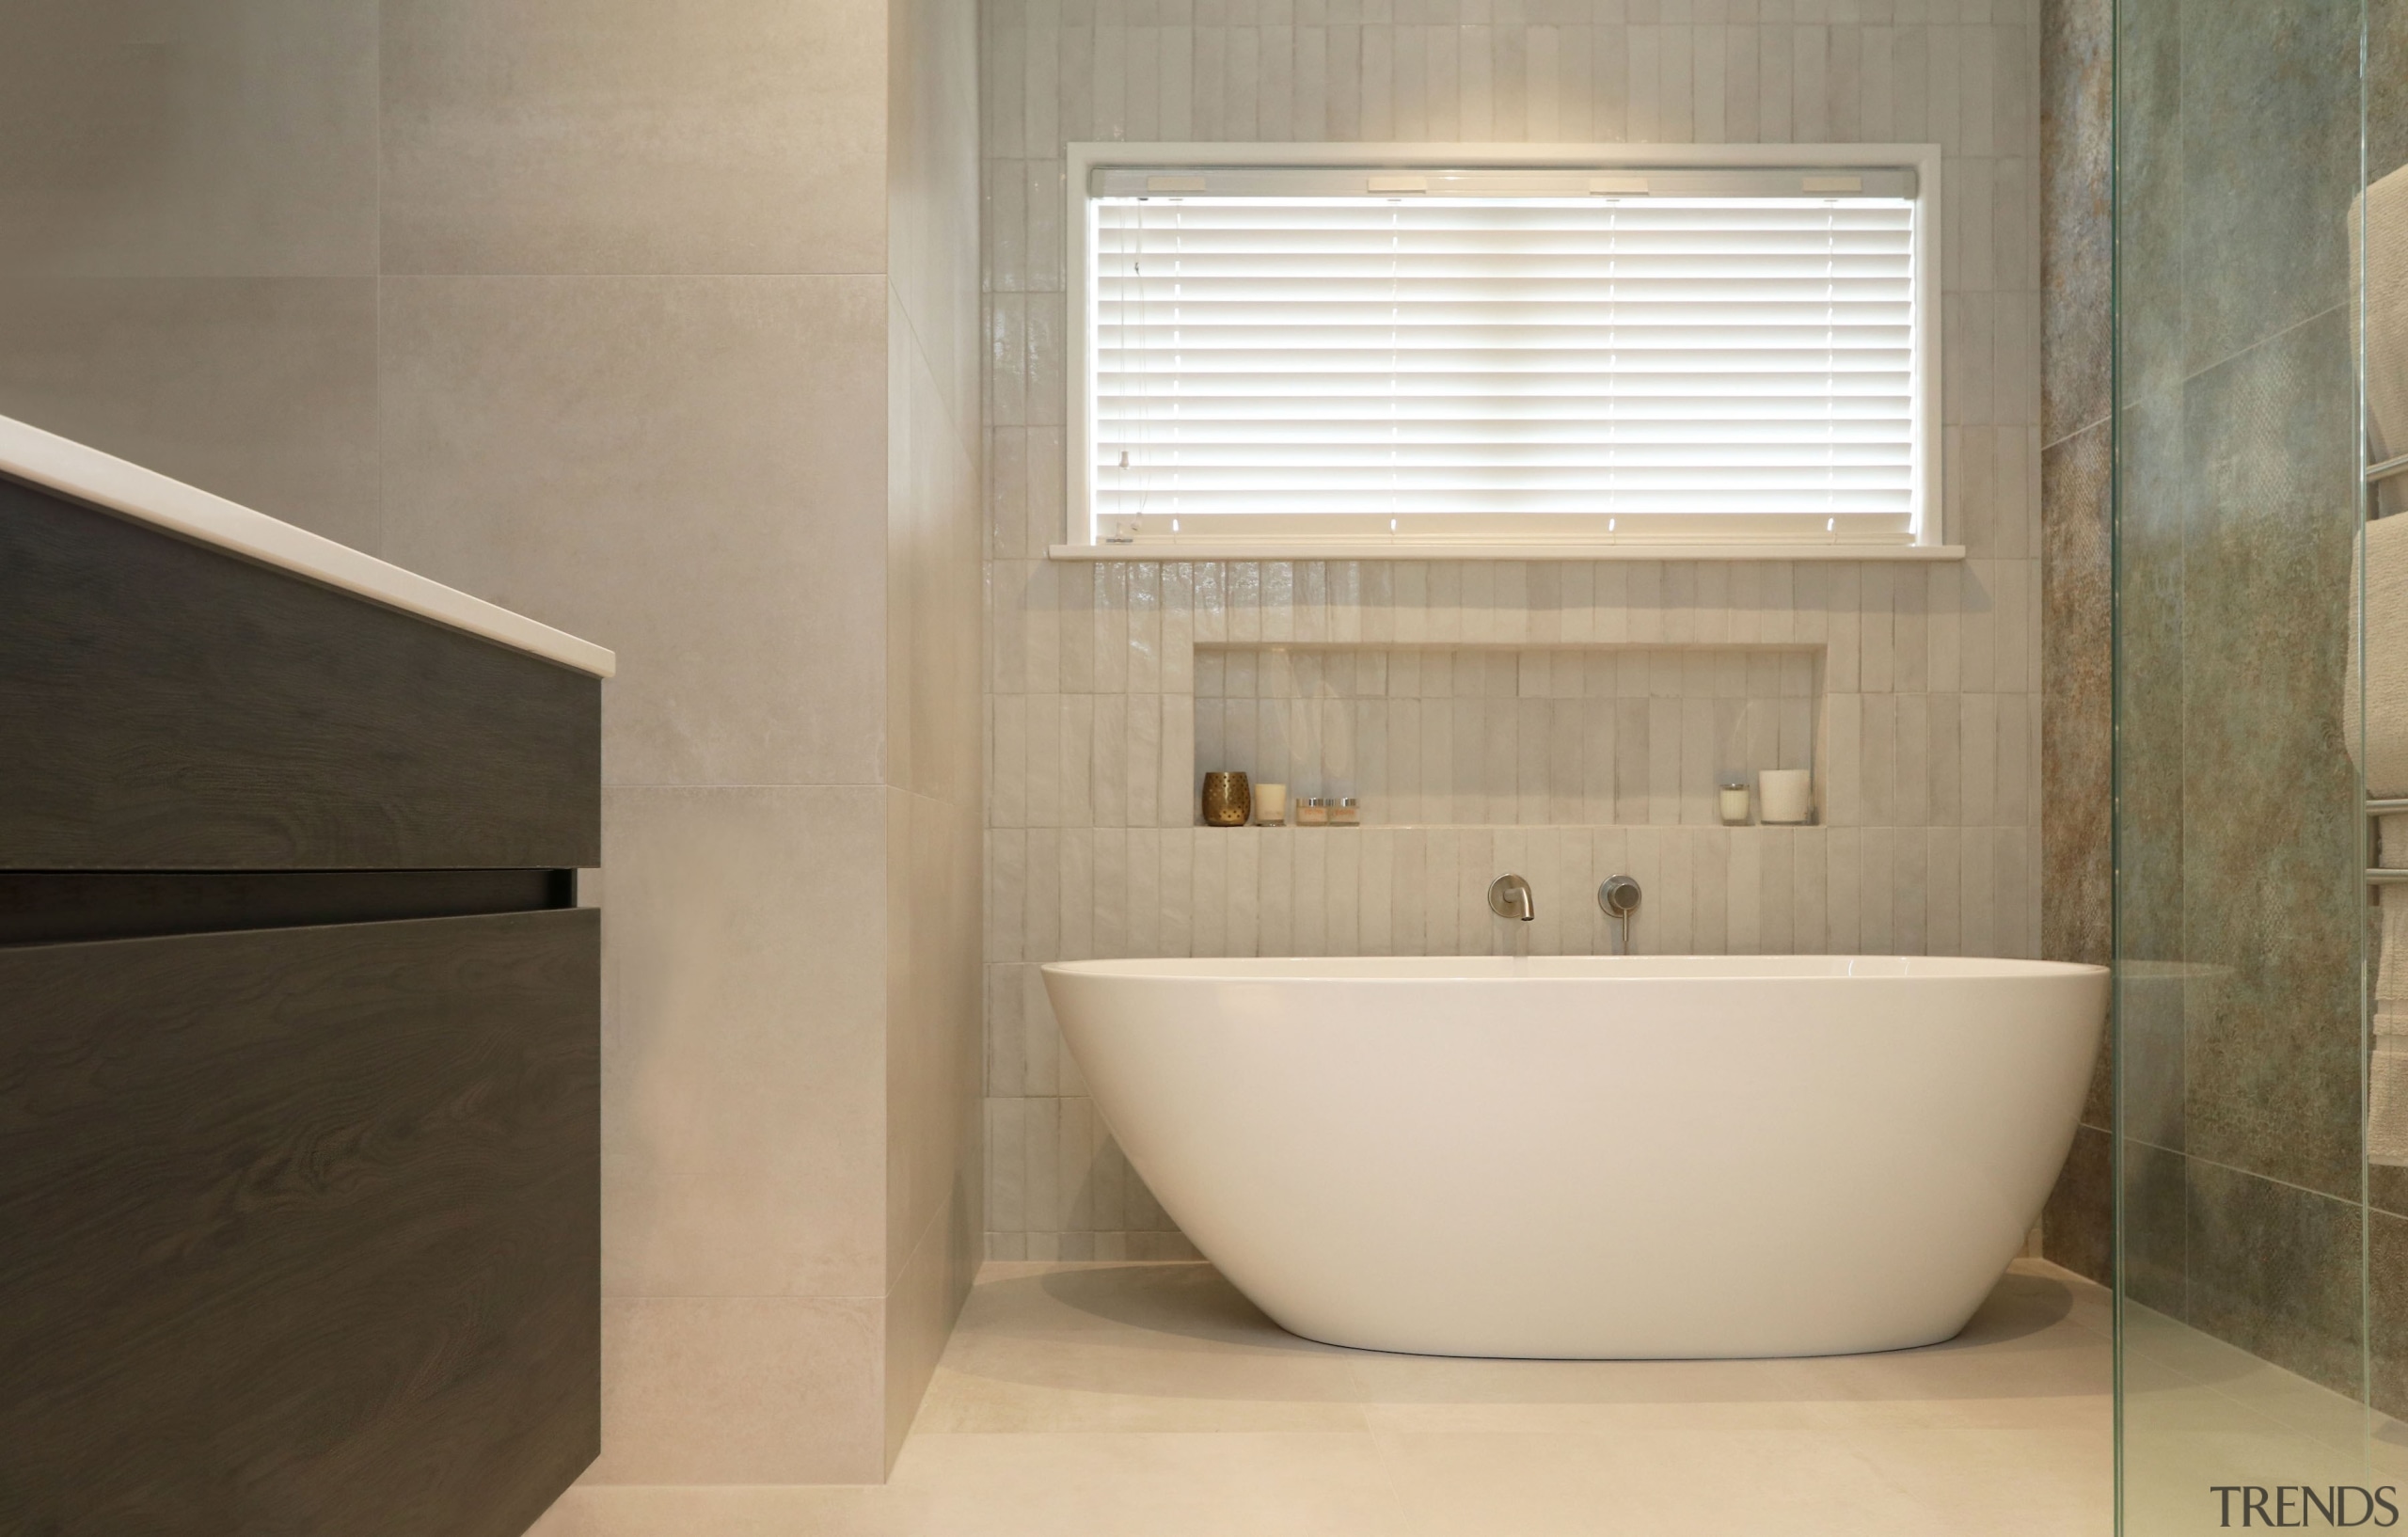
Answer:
[1041,955,2108,1359]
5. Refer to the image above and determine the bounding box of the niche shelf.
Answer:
[1193,643,1822,829]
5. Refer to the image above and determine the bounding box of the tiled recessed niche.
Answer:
[1193,644,1821,827]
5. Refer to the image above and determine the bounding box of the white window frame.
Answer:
[1059,140,1956,562]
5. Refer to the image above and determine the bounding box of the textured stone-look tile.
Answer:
[0,276,379,548]
[2120,1137,2187,1317]
[2040,0,2111,444]
[586,1294,887,1485]
[2373,1209,2408,1419]
[2374,1164,2408,1223]
[378,275,890,788]
[2185,1160,2365,1399]
[2178,309,2364,1198]
[2112,396,2187,993]
[380,0,887,275]
[2037,413,2112,1290]
[0,0,379,277]
[2042,1123,2111,1287]
[2377,0,2408,183]
[601,787,887,1301]
[2116,958,2190,1155]
[2040,420,2112,984]
[2112,0,2183,404]
[2178,0,2361,373]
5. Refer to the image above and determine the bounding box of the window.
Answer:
[1063,144,1948,560]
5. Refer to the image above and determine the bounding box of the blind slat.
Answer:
[1092,193,1921,527]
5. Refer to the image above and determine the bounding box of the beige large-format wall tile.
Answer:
[883,0,989,1466]
[890,291,986,808]
[884,1186,977,1467]
[380,0,887,276]
[378,275,889,787]
[602,786,888,1301]
[588,1295,887,1485]
[889,0,981,441]
[887,787,984,1282]
[0,276,380,547]
[0,0,379,277]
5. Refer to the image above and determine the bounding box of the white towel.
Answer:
[2354,166,2408,513]
[2374,1044,2408,1166]
[2361,170,2408,1165]
[2347,514,2408,798]
[2374,816,2408,1165]
[2380,817,2408,1006]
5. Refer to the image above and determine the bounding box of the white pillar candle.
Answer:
[1759,768,1814,824]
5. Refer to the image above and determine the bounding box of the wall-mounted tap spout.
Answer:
[1487,874,1535,923]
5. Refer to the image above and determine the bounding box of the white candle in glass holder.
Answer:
[1255,783,1289,825]
[1718,776,1751,825]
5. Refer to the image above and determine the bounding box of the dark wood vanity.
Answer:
[0,459,605,1536]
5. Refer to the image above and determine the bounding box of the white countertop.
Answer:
[0,413,615,678]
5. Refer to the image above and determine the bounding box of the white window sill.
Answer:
[1048,542,1968,563]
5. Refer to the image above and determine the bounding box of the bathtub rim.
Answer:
[1041,954,2111,984]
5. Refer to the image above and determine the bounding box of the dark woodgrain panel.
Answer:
[0,910,600,1537]
[0,868,575,945]
[0,474,600,870]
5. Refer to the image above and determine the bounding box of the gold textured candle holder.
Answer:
[1201,771,1252,827]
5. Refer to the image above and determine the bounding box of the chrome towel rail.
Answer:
[2371,453,2408,486]
[2368,800,2408,883]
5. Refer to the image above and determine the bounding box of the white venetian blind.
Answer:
[1088,182,1922,545]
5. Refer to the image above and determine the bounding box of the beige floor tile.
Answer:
[527,1484,902,1537]
[914,1261,1369,1431]
[2368,1416,2408,1482]
[2117,1305,2397,1521]
[543,1258,2115,1534]
[1370,1427,1944,1537]
[2121,1384,2381,1532]
[587,1296,886,1486]
[885,1432,1413,1536]
[532,1434,1413,1537]
[1350,1261,2110,1434]
[1843,1427,2113,1537]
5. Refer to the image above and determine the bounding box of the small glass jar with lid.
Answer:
[1718,776,1751,826]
